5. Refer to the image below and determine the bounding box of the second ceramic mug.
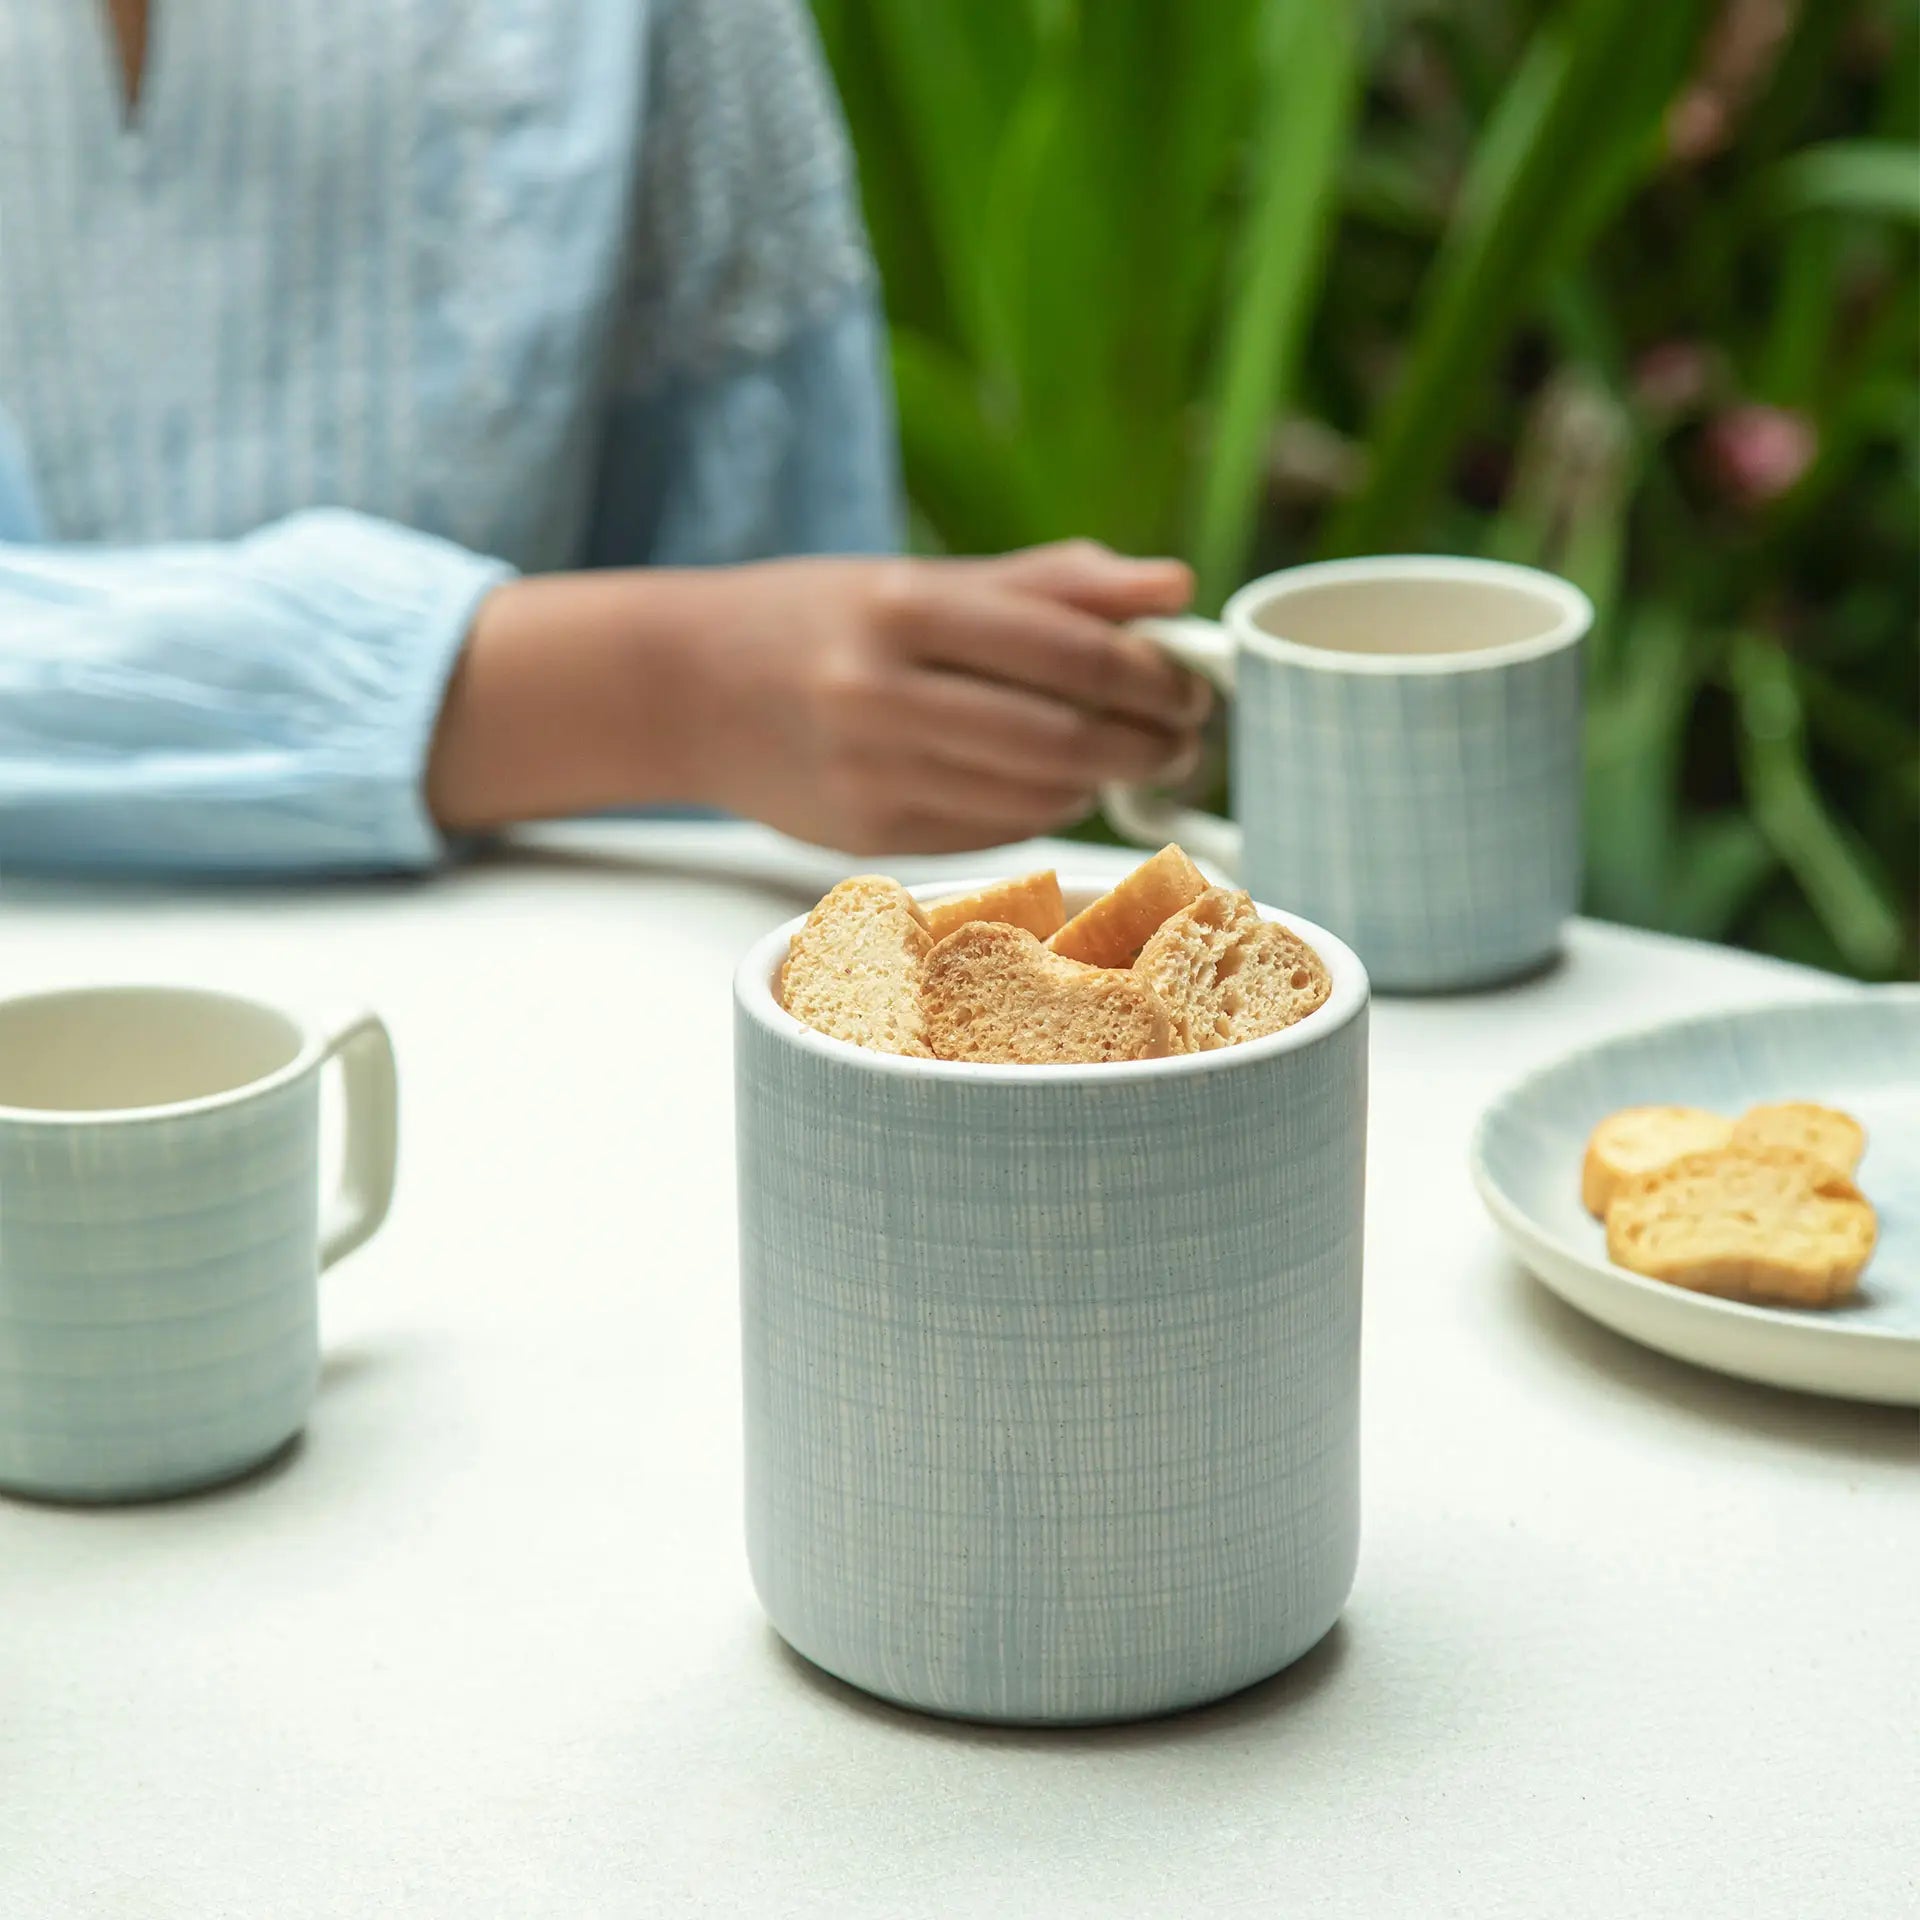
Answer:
[1109,556,1592,992]
[0,986,397,1502]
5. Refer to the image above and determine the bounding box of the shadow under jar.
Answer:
[734,881,1369,1725]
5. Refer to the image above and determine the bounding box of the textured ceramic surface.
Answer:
[1235,637,1581,993]
[1107,556,1588,993]
[1473,990,1920,1405]
[0,988,397,1501]
[736,884,1370,1724]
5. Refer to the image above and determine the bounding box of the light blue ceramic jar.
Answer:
[736,884,1369,1724]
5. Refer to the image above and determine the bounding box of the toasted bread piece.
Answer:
[1134,888,1330,1052]
[780,876,933,1057]
[1580,1105,1733,1217]
[926,870,1067,944]
[1732,1101,1866,1175]
[1047,845,1209,969]
[1605,1145,1876,1307]
[923,922,1171,1064]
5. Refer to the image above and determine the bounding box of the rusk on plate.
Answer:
[1731,1101,1866,1175]
[1581,1105,1734,1217]
[1605,1144,1877,1308]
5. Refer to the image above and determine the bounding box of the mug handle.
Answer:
[1103,616,1244,876]
[316,1010,399,1273]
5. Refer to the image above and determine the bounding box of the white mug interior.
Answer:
[1228,556,1592,672]
[0,986,306,1117]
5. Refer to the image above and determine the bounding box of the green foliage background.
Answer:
[814,0,1919,979]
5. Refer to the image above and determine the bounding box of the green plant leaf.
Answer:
[1662,813,1778,940]
[888,330,1034,555]
[1583,604,1705,927]
[1192,0,1363,608]
[1325,0,1710,554]
[1587,608,1698,905]
[1729,636,1907,974]
[1485,367,1637,625]
[976,3,1271,553]
[860,2,1041,372]
[1792,658,1919,771]
[1760,141,1920,227]
[1756,219,1841,406]
[1342,145,1448,239]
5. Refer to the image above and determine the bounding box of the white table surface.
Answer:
[3,823,1915,1920]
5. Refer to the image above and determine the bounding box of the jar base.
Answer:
[767,1606,1350,1729]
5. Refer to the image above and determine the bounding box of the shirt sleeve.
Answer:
[580,0,903,567]
[582,285,901,567]
[0,506,512,877]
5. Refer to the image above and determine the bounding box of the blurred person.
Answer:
[0,0,1205,874]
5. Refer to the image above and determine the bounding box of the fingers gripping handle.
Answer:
[1102,617,1242,875]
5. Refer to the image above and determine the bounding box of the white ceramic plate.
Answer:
[1471,989,1920,1405]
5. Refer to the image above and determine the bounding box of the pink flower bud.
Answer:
[1700,404,1817,508]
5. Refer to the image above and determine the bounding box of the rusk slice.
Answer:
[1605,1145,1877,1307]
[923,922,1171,1064]
[780,875,933,1057]
[1047,844,1208,968]
[1580,1105,1734,1217]
[1133,888,1331,1052]
[1731,1101,1866,1175]
[925,870,1067,943]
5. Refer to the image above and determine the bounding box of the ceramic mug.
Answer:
[0,986,397,1502]
[1108,556,1592,993]
[735,880,1369,1725]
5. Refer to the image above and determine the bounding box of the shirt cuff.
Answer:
[0,509,515,877]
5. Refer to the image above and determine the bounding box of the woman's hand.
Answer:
[673,542,1208,853]
[428,541,1209,854]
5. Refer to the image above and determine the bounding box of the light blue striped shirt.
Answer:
[0,0,900,874]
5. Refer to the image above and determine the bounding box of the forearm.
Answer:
[424,569,723,833]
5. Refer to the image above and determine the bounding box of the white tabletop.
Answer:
[4,824,1916,1920]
